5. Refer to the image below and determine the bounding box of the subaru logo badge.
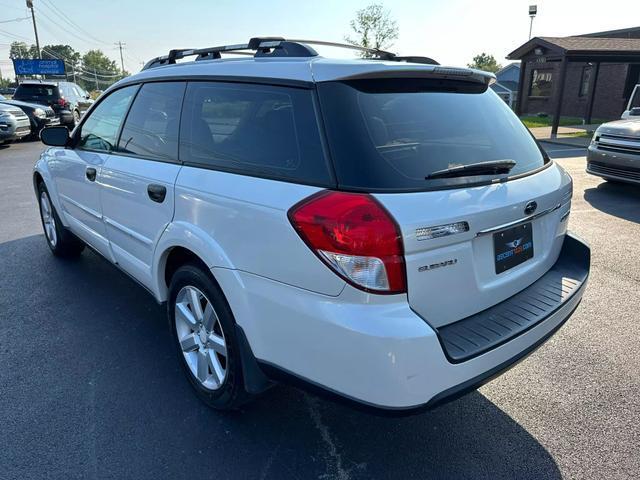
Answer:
[524,201,538,215]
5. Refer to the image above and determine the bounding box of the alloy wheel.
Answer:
[40,191,57,247]
[175,286,228,390]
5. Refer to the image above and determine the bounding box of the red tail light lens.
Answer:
[288,190,406,294]
[57,98,68,108]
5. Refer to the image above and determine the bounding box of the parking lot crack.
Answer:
[304,394,350,480]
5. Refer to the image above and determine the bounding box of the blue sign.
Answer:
[13,59,65,75]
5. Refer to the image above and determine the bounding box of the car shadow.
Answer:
[0,234,562,480]
[584,180,640,224]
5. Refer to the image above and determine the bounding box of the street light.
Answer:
[529,5,537,40]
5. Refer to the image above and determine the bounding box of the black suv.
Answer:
[13,81,93,128]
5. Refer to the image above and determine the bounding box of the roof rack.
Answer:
[142,37,439,70]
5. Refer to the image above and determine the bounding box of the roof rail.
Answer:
[142,37,439,70]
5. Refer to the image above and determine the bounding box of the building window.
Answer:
[529,69,553,97]
[579,66,592,97]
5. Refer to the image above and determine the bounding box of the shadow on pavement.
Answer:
[584,180,640,224]
[0,234,561,480]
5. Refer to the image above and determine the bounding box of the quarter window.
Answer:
[179,81,332,185]
[529,69,553,97]
[77,85,138,152]
[117,82,186,161]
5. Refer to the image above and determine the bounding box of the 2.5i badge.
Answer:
[493,223,534,274]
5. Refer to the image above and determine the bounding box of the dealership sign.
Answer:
[12,59,65,75]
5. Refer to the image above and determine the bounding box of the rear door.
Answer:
[100,82,185,287]
[318,78,572,328]
[50,84,138,259]
[73,84,93,116]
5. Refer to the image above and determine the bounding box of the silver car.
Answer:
[587,119,640,185]
[0,104,31,144]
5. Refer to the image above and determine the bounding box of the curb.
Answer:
[536,138,591,149]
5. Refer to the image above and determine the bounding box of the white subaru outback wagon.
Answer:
[34,38,590,413]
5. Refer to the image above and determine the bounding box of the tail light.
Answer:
[288,190,406,294]
[57,98,69,108]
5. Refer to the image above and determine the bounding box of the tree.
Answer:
[80,49,122,91]
[9,42,34,59]
[42,44,81,71]
[468,53,502,73]
[345,3,399,57]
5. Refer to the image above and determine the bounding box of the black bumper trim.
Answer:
[436,233,590,363]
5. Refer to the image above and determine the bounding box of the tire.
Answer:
[37,182,85,257]
[72,109,80,126]
[168,263,251,410]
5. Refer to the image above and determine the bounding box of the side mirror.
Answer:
[86,94,91,99]
[630,107,640,116]
[40,126,70,146]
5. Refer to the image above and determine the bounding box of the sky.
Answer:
[0,0,639,79]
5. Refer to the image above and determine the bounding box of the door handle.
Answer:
[147,184,167,203]
[86,167,97,182]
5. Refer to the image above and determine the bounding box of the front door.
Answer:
[100,82,186,287]
[52,84,139,259]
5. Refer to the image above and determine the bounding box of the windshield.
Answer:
[317,78,547,192]
[14,84,59,102]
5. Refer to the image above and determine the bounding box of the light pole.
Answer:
[26,0,41,58]
[529,5,537,40]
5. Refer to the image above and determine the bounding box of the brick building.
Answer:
[507,26,640,134]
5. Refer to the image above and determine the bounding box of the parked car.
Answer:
[587,119,640,184]
[0,87,16,96]
[0,103,31,144]
[0,94,59,139]
[621,84,640,119]
[34,38,590,413]
[13,80,93,128]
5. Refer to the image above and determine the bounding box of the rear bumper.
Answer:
[216,232,590,412]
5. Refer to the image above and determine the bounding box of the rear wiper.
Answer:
[425,160,517,180]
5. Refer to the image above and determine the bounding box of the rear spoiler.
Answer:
[330,66,496,87]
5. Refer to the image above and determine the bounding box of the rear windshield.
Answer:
[317,79,548,192]
[14,84,60,102]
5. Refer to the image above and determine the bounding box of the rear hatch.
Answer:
[13,83,64,113]
[317,75,572,328]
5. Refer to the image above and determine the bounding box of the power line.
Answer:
[0,16,31,24]
[41,47,122,78]
[40,0,110,46]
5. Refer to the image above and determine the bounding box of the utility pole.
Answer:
[528,5,537,40]
[115,41,126,74]
[26,0,41,58]
[94,69,98,91]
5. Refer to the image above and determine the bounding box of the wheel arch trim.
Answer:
[33,160,69,228]
[152,221,235,302]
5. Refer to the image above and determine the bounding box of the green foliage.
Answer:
[467,53,502,73]
[42,44,81,71]
[345,3,399,58]
[9,42,33,59]
[81,49,120,76]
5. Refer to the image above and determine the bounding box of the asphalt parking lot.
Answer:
[1,140,639,480]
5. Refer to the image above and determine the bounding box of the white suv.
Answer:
[34,38,590,413]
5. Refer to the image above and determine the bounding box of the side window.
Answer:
[78,85,138,152]
[180,81,331,185]
[117,82,186,161]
